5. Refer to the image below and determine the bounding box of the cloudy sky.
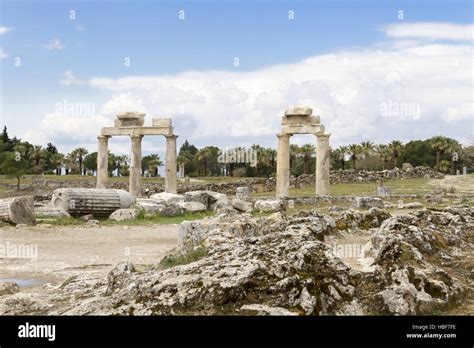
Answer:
[0,0,472,158]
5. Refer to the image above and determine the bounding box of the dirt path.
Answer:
[428,174,474,194]
[0,224,179,291]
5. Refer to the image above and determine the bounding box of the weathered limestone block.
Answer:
[232,198,253,212]
[0,196,36,225]
[152,118,172,128]
[236,187,250,200]
[109,209,139,221]
[177,202,207,213]
[135,198,162,214]
[284,106,313,116]
[213,201,239,215]
[398,201,423,209]
[352,196,385,209]
[184,191,209,206]
[158,205,184,217]
[149,192,184,205]
[51,189,135,217]
[184,190,229,209]
[34,206,71,219]
[254,199,285,212]
[115,112,145,127]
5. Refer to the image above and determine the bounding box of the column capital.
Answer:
[165,134,178,139]
[97,135,111,140]
[277,133,292,139]
[315,132,331,138]
[130,134,144,140]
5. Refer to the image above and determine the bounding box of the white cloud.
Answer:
[0,47,7,59]
[43,38,65,51]
[59,70,84,86]
[383,22,474,41]
[0,26,14,35]
[100,93,148,118]
[442,103,474,123]
[27,22,473,151]
[22,113,111,153]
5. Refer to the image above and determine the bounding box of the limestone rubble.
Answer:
[0,205,471,316]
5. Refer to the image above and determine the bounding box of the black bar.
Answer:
[0,315,472,346]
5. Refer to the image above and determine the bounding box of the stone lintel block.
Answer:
[281,115,320,126]
[284,106,313,117]
[152,118,172,128]
[101,127,173,137]
[116,112,145,127]
[281,124,325,135]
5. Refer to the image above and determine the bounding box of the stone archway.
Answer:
[276,106,330,197]
[96,112,177,197]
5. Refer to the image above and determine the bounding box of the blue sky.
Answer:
[0,0,472,156]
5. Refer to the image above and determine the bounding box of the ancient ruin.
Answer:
[96,112,178,197]
[276,106,330,197]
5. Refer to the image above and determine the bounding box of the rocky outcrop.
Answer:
[0,205,471,316]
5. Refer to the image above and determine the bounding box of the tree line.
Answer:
[1,126,472,188]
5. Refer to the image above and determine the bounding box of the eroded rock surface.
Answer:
[0,205,471,316]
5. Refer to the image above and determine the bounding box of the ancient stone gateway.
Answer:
[276,107,330,197]
[96,112,178,197]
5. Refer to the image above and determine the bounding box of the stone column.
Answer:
[316,133,330,196]
[276,133,291,197]
[96,135,110,189]
[165,134,178,194]
[129,134,143,197]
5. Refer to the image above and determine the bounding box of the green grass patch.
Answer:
[102,210,215,226]
[34,210,214,226]
[159,245,208,269]
[39,217,85,226]
[254,178,432,197]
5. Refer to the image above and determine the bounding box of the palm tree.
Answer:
[388,140,403,168]
[360,141,374,158]
[197,147,213,176]
[445,139,461,174]
[116,155,130,176]
[429,136,448,172]
[299,144,315,174]
[266,148,277,169]
[348,144,362,169]
[69,147,89,175]
[374,144,390,170]
[64,153,78,175]
[177,152,192,177]
[53,153,64,175]
[289,144,300,170]
[145,154,163,177]
[337,146,349,169]
[251,144,263,176]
